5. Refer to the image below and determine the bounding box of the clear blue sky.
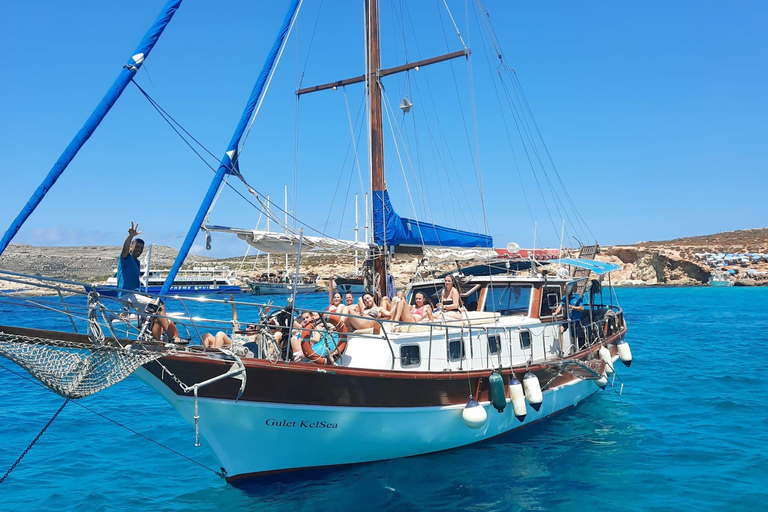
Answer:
[1,0,765,258]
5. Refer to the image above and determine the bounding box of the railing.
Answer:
[0,270,626,373]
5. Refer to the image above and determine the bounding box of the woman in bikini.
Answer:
[344,292,360,314]
[391,291,434,323]
[437,275,462,320]
[345,293,394,330]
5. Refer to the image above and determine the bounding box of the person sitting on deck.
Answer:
[392,291,434,323]
[344,292,360,314]
[344,293,394,331]
[436,275,462,320]
[202,295,258,356]
[327,273,348,314]
[117,222,181,343]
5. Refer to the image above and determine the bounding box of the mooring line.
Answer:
[0,363,224,480]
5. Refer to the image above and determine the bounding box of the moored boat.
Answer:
[0,0,635,484]
[87,265,241,297]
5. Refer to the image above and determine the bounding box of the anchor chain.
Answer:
[0,398,70,484]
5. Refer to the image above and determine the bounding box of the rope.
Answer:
[0,398,70,484]
[0,362,225,479]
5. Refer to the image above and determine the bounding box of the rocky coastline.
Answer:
[1,228,766,294]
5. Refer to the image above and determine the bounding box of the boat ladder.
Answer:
[543,359,624,396]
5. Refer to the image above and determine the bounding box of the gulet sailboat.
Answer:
[0,0,633,483]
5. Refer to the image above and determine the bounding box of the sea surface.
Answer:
[1,287,767,511]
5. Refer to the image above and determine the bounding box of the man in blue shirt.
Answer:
[117,222,144,295]
[553,292,585,355]
[118,222,181,343]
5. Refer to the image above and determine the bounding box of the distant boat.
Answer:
[709,271,733,287]
[334,274,365,294]
[246,272,319,295]
[87,266,241,296]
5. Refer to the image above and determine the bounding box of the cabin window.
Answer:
[448,339,465,361]
[539,286,562,317]
[484,285,532,315]
[463,286,481,312]
[487,333,501,354]
[400,345,421,367]
[519,330,532,350]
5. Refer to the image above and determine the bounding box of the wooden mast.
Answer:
[366,0,388,299]
[297,1,469,299]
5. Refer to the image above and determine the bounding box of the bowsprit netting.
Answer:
[0,332,166,399]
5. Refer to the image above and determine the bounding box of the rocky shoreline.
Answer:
[1,228,766,294]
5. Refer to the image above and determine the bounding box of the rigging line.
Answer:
[407,85,432,222]
[408,65,476,230]
[382,90,429,250]
[434,2,485,231]
[202,174,229,228]
[0,363,224,478]
[131,80,221,170]
[297,0,325,89]
[239,0,305,158]
[471,15,535,224]
[323,88,365,236]
[403,2,475,226]
[345,87,369,219]
[337,95,368,238]
[463,31,492,246]
[505,72,582,246]
[496,76,560,240]
[134,79,350,243]
[504,73,573,242]
[473,0,588,244]
[441,0,468,49]
[511,70,597,244]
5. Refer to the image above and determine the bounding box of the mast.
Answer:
[160,0,302,296]
[266,194,271,277]
[365,0,388,299]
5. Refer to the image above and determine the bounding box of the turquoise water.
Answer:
[1,287,767,511]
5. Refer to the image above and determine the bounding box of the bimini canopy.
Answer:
[206,226,368,254]
[373,190,492,249]
[557,258,621,275]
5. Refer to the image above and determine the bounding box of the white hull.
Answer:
[135,366,601,481]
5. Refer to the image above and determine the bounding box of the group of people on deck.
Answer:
[325,273,465,329]
[116,222,467,358]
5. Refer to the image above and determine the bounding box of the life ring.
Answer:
[301,314,348,364]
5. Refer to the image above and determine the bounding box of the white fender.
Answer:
[508,377,527,422]
[462,398,487,429]
[595,371,608,389]
[523,371,543,411]
[617,339,633,367]
[598,345,614,375]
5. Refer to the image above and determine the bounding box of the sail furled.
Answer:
[205,226,368,254]
[161,0,302,296]
[373,190,492,249]
[0,0,185,257]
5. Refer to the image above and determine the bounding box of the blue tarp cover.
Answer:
[372,190,492,248]
[558,258,621,275]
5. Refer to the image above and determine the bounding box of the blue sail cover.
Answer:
[373,190,492,248]
[0,0,184,257]
[161,0,302,295]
